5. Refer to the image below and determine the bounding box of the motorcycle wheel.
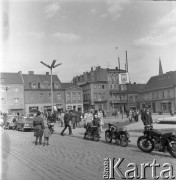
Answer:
[120,134,128,147]
[167,140,176,158]
[105,130,112,143]
[137,136,154,153]
[93,131,99,142]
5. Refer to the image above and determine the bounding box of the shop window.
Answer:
[57,93,61,100]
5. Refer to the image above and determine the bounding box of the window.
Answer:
[72,92,76,101]
[54,83,59,89]
[49,93,51,99]
[14,87,19,92]
[1,98,5,104]
[32,83,37,89]
[40,83,45,89]
[57,93,61,100]
[102,93,105,100]
[102,85,105,89]
[162,91,165,98]
[77,92,81,100]
[14,98,19,104]
[66,93,70,101]
[110,84,113,90]
[168,91,171,98]
[39,93,43,99]
[94,85,97,89]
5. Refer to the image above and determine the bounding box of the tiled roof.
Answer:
[127,83,145,93]
[22,74,61,89]
[61,83,80,89]
[142,71,176,92]
[0,72,23,84]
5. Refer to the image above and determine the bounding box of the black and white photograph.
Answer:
[1,0,176,179]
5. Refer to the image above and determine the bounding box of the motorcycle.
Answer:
[84,123,100,142]
[137,125,176,158]
[105,123,130,147]
[47,122,54,134]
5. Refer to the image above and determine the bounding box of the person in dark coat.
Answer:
[145,108,153,125]
[33,111,44,145]
[60,110,72,136]
[141,107,146,125]
[71,110,77,129]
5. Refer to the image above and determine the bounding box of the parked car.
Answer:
[6,115,18,129]
[15,116,34,132]
[0,116,4,127]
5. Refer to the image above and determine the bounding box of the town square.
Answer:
[1,0,176,180]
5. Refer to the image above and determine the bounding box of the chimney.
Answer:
[46,72,49,75]
[28,71,34,75]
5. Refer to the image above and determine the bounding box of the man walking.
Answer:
[60,110,72,136]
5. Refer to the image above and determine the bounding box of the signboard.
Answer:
[119,73,129,84]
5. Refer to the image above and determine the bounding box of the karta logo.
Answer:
[103,158,175,179]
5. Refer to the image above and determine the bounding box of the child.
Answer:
[43,126,51,146]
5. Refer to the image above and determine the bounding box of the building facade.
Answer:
[62,83,83,112]
[139,71,176,113]
[0,72,25,114]
[22,71,65,114]
[126,83,145,110]
[72,66,128,114]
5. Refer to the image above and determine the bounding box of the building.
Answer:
[126,83,145,110]
[0,72,25,114]
[72,66,127,114]
[139,71,176,113]
[61,83,83,112]
[22,71,64,114]
[107,68,127,114]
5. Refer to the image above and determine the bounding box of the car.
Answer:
[16,116,34,132]
[0,116,4,127]
[157,116,176,124]
[6,115,18,129]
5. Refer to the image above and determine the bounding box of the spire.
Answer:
[159,57,163,75]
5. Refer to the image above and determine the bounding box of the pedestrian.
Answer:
[60,110,72,136]
[60,110,65,127]
[141,107,146,125]
[84,109,93,128]
[33,111,45,145]
[76,110,82,128]
[43,125,51,146]
[145,107,153,125]
[98,109,104,133]
[71,110,77,129]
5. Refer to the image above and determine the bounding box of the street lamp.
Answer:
[40,60,62,113]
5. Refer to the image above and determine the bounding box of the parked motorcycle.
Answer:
[105,123,130,147]
[137,125,176,158]
[84,124,100,142]
[47,122,54,134]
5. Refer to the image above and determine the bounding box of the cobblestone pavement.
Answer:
[1,122,176,180]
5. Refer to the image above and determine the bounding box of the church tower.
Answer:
[159,58,163,75]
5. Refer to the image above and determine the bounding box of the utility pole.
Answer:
[40,60,62,113]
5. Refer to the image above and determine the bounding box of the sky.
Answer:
[1,0,176,83]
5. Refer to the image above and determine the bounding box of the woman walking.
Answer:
[33,111,44,145]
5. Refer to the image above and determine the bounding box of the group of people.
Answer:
[60,109,104,136]
[33,111,52,146]
[128,109,140,122]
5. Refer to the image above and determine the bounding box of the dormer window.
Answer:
[32,83,37,89]
[54,83,59,89]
